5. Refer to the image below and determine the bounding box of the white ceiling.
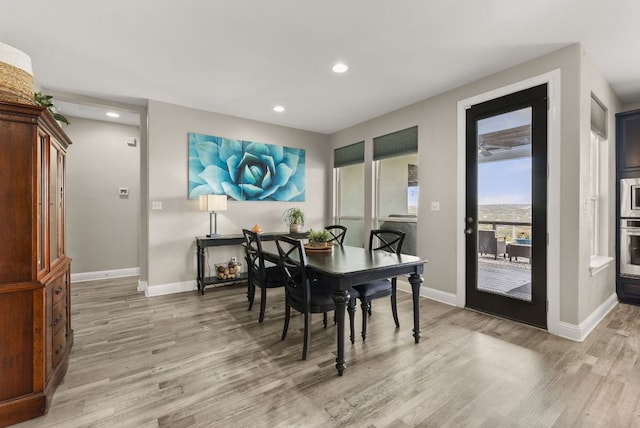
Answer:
[1,1,639,134]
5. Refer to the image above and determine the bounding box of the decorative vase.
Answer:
[290,223,302,233]
[0,42,33,105]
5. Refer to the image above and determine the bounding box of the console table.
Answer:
[196,231,306,294]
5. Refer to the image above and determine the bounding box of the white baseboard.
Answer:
[71,267,139,283]
[397,280,457,307]
[397,278,617,342]
[145,280,197,297]
[556,293,618,342]
[137,280,148,292]
[421,287,458,306]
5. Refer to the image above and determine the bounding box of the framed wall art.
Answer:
[188,132,305,201]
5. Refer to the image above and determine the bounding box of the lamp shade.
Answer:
[199,194,227,212]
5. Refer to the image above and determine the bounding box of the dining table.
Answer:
[260,241,426,376]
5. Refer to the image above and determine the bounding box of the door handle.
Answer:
[465,228,474,235]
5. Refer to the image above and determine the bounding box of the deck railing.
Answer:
[479,220,531,241]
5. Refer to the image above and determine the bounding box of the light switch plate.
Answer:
[431,201,440,211]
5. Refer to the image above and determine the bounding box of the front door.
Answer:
[465,84,547,329]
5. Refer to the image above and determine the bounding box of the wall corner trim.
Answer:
[556,293,618,341]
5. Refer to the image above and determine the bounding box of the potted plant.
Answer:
[306,229,332,247]
[282,207,305,233]
[34,91,70,125]
[515,231,531,245]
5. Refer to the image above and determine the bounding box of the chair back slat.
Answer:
[369,229,405,255]
[275,235,310,309]
[242,229,268,285]
[324,225,347,246]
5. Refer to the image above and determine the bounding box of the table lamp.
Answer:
[199,194,227,237]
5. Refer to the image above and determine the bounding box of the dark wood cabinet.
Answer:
[616,109,640,303]
[0,101,72,427]
[617,109,640,175]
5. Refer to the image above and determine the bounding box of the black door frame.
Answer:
[465,84,548,329]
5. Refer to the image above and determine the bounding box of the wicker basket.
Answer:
[0,42,33,105]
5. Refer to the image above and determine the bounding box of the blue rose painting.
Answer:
[188,132,305,201]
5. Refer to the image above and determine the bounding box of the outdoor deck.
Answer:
[478,251,531,301]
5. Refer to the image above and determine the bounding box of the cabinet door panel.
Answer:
[0,124,34,283]
[0,290,34,401]
[620,114,640,171]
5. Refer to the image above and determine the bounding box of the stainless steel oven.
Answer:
[621,178,640,218]
[620,219,640,277]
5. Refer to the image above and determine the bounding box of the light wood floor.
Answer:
[13,276,640,428]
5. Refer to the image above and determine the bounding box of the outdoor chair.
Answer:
[478,229,507,260]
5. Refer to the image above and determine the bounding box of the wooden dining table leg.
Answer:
[408,272,423,343]
[332,288,350,376]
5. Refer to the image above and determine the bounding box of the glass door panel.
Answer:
[337,163,364,247]
[476,108,532,301]
[37,132,46,272]
[377,153,418,255]
[49,144,58,263]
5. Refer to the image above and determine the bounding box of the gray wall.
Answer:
[145,100,330,290]
[578,48,621,321]
[65,117,141,274]
[623,102,640,112]
[329,43,620,327]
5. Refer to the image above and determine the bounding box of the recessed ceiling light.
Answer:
[273,105,285,113]
[332,63,348,73]
[106,112,120,118]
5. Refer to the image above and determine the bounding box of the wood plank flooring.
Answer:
[13,277,640,428]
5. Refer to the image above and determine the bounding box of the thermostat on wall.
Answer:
[119,187,129,196]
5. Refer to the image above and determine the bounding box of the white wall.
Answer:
[65,117,141,274]
[578,48,621,321]
[623,102,640,112]
[145,101,330,292]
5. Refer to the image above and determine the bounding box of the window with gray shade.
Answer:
[373,126,418,160]
[334,141,364,168]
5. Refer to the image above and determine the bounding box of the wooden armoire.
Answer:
[0,101,72,427]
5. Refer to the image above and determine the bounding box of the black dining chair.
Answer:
[242,229,286,323]
[352,229,406,341]
[275,235,338,360]
[324,225,347,246]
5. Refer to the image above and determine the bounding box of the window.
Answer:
[374,126,418,255]
[589,94,613,275]
[335,142,365,247]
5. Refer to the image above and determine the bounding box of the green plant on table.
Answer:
[307,228,331,244]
